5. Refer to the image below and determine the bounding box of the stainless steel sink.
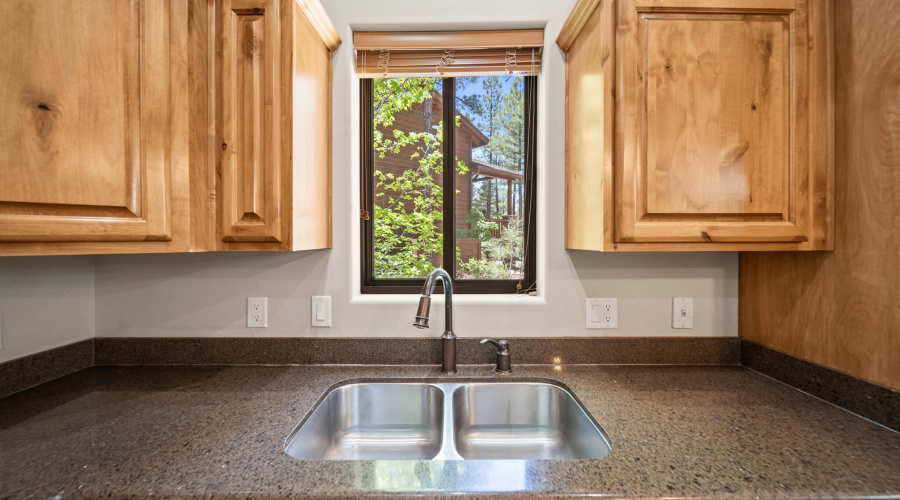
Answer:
[452,382,611,460]
[283,383,444,460]
[284,379,611,461]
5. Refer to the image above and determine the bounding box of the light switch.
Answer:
[586,298,617,329]
[311,296,331,327]
[591,305,602,322]
[672,297,693,329]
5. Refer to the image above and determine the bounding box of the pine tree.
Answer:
[498,77,525,213]
[469,77,508,218]
[476,77,505,165]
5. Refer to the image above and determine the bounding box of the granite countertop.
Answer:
[1,364,898,499]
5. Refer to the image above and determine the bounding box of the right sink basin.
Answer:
[452,382,612,460]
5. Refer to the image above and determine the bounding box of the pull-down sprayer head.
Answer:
[413,296,431,329]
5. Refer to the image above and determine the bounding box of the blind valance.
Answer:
[354,29,543,78]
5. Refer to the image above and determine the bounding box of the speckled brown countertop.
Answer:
[1,364,898,499]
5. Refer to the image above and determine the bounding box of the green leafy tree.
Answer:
[372,78,466,278]
[456,209,498,242]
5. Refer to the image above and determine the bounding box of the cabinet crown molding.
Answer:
[295,0,341,51]
[556,0,602,52]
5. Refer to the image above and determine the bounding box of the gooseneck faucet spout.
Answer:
[413,268,456,374]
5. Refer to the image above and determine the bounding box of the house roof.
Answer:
[471,159,524,181]
[459,113,489,147]
[429,90,488,147]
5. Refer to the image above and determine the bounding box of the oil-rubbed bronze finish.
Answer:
[413,297,431,328]
[413,269,457,374]
[441,332,457,374]
[480,338,511,373]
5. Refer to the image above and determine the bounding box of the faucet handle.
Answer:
[480,338,510,354]
[480,339,511,373]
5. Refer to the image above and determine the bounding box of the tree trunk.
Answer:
[486,179,492,218]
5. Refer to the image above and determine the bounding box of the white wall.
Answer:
[92,0,738,340]
[0,256,95,363]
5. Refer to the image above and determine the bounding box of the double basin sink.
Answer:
[284,379,612,461]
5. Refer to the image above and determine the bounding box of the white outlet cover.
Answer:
[672,297,694,329]
[311,296,332,327]
[586,298,617,329]
[247,297,268,328]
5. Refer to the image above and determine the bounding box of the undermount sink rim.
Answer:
[283,376,613,462]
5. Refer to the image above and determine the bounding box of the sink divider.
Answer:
[434,382,465,460]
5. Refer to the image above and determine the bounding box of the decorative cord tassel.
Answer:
[377,49,391,77]
[505,48,517,74]
[436,49,455,75]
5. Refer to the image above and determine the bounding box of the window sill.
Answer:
[350,292,547,306]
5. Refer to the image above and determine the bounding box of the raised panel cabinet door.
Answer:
[216,0,283,243]
[0,0,177,242]
[616,0,826,244]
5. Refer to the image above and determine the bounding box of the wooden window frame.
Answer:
[360,77,537,294]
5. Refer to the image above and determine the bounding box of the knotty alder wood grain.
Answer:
[0,0,190,255]
[213,0,339,251]
[561,0,615,251]
[0,0,334,256]
[558,0,833,251]
[740,0,900,392]
[189,0,218,251]
[618,0,817,245]
[290,1,333,250]
[217,0,284,244]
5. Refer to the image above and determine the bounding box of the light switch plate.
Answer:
[586,298,617,329]
[672,297,693,329]
[311,296,331,327]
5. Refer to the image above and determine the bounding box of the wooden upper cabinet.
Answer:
[0,0,337,257]
[212,0,340,251]
[0,0,190,256]
[558,0,833,251]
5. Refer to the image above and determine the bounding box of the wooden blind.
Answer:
[354,29,544,77]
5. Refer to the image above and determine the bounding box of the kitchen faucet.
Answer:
[481,338,511,373]
[413,268,456,374]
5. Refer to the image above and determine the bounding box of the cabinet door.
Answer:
[616,0,821,244]
[0,1,177,243]
[216,0,284,244]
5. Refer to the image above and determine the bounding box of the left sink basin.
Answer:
[284,382,444,460]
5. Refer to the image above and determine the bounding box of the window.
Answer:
[360,75,537,294]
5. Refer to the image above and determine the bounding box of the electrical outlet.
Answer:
[311,296,331,327]
[672,297,693,329]
[247,297,267,328]
[586,298,617,329]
